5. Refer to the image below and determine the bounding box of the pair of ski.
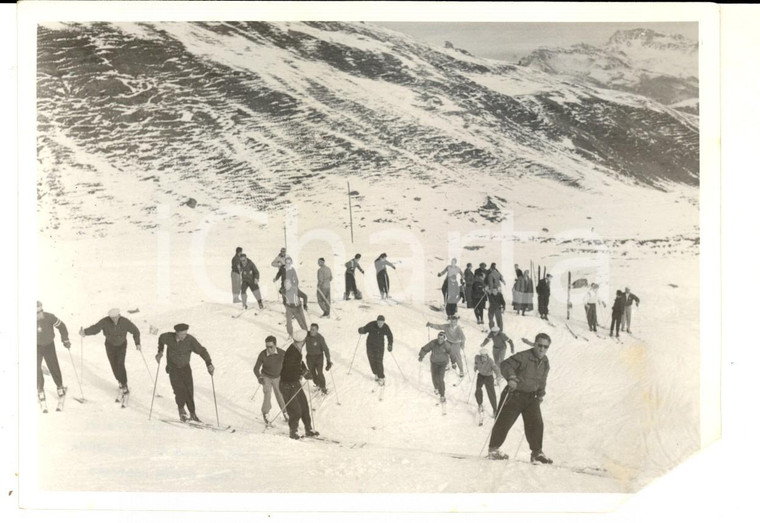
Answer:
[161,418,236,433]
[446,452,608,477]
[38,387,67,413]
[564,323,590,342]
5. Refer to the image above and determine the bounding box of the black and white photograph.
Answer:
[8,0,744,518]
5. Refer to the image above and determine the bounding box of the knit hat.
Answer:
[479,346,489,355]
[292,330,307,343]
[174,323,189,332]
[377,315,385,321]
[108,308,120,318]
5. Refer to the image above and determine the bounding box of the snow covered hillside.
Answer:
[28,20,702,500]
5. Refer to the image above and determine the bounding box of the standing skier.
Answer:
[471,273,487,325]
[474,346,499,417]
[622,286,640,333]
[486,263,505,293]
[487,333,553,464]
[344,254,364,300]
[316,258,332,318]
[80,308,141,398]
[358,315,394,386]
[231,247,244,304]
[156,323,214,422]
[536,273,552,320]
[486,288,506,331]
[474,262,488,281]
[37,301,70,401]
[253,335,288,425]
[418,331,455,405]
[480,326,514,379]
[283,257,308,337]
[583,283,605,332]
[464,263,475,308]
[305,323,332,394]
[610,290,626,338]
[426,316,466,378]
[239,253,264,310]
[374,253,396,299]
[271,247,287,286]
[438,258,464,318]
[279,330,319,439]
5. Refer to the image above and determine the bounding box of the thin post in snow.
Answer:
[347,181,354,244]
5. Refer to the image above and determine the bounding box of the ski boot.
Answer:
[263,413,270,425]
[487,448,509,460]
[57,386,67,398]
[258,300,264,310]
[189,412,201,422]
[289,431,301,440]
[530,450,553,464]
[378,378,385,387]
[305,429,320,438]
[178,407,188,422]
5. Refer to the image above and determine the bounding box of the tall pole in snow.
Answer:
[347,181,354,244]
[567,271,571,320]
[283,221,287,251]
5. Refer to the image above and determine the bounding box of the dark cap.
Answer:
[377,315,385,321]
[174,323,190,332]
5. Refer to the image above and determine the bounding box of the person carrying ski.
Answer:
[305,323,332,395]
[488,333,553,464]
[622,286,640,333]
[358,315,393,386]
[486,288,505,331]
[344,254,364,300]
[610,290,626,338]
[316,258,332,318]
[279,329,319,440]
[426,316,466,378]
[536,273,552,320]
[37,301,70,401]
[231,247,244,303]
[239,253,264,310]
[464,263,475,308]
[254,335,288,425]
[418,331,455,405]
[374,253,396,299]
[471,273,487,325]
[156,323,214,422]
[474,346,499,417]
[480,326,514,379]
[583,283,605,332]
[438,258,464,318]
[80,308,141,398]
[283,257,308,337]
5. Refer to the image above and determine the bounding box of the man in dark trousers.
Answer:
[471,272,487,325]
[305,323,332,395]
[358,315,393,386]
[279,330,319,440]
[81,308,141,398]
[487,333,553,464]
[536,273,552,320]
[253,335,288,425]
[37,301,71,400]
[156,323,214,422]
[231,246,243,303]
[344,254,364,300]
[374,253,396,299]
[610,290,626,338]
[418,331,454,404]
[464,263,475,308]
[239,253,264,310]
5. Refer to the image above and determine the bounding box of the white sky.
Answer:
[371,22,699,62]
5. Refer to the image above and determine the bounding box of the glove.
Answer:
[135,344,142,352]
[387,345,393,352]
[165,365,170,374]
[303,369,313,381]
[155,353,162,363]
[326,361,333,371]
[538,396,544,404]
[257,376,264,385]
[425,322,431,327]
[452,362,457,369]
[79,327,85,337]
[207,364,215,375]
[418,356,424,362]
[507,379,518,391]
[254,278,259,284]
[303,303,308,311]
[63,340,71,349]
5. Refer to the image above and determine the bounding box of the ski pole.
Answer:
[139,350,162,398]
[211,373,220,427]
[268,380,309,425]
[465,372,476,404]
[329,371,341,406]
[148,354,161,421]
[250,382,262,402]
[67,347,85,402]
[478,388,511,458]
[347,334,363,375]
[389,350,407,382]
[79,335,85,395]
[305,377,316,431]
[514,433,525,459]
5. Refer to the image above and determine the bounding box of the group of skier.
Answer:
[583,284,641,337]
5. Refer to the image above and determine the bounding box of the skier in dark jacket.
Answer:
[358,315,394,386]
[610,290,626,338]
[344,254,364,300]
[471,273,487,325]
[231,247,243,303]
[536,274,552,320]
[464,263,475,308]
[36,301,70,400]
[305,323,332,394]
[486,288,505,331]
[239,253,264,310]
[488,332,553,464]
[156,323,214,422]
[81,308,141,397]
[279,330,319,439]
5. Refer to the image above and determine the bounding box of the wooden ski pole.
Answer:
[148,354,161,420]
[347,181,354,244]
